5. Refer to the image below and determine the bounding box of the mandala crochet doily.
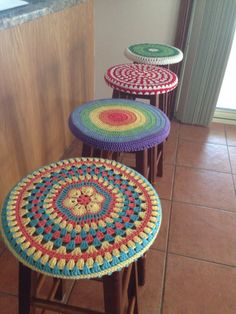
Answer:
[1,158,162,279]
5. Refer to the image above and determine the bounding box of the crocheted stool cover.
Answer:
[1,158,162,279]
[104,63,178,95]
[125,43,183,65]
[69,99,170,152]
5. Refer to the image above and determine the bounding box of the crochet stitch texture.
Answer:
[1,158,162,279]
[125,43,183,65]
[104,63,178,95]
[69,99,170,152]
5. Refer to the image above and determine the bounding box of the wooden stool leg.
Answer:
[112,89,120,98]
[150,95,159,107]
[128,262,139,314]
[19,263,32,314]
[137,254,146,287]
[135,149,148,179]
[135,150,148,286]
[103,271,122,314]
[159,94,165,113]
[149,146,157,184]
[157,142,164,177]
[82,143,92,157]
[54,278,63,301]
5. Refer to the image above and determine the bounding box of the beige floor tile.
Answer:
[69,279,104,312]
[139,250,165,314]
[68,251,165,314]
[179,122,226,144]
[0,294,18,314]
[177,139,231,172]
[164,136,178,164]
[152,199,171,251]
[169,202,236,265]
[154,164,175,200]
[228,146,236,174]
[163,254,236,314]
[226,125,236,146]
[169,120,180,139]
[0,250,18,295]
[173,166,236,211]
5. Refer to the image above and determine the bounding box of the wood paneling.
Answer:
[0,0,94,205]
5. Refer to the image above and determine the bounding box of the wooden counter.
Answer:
[0,0,94,205]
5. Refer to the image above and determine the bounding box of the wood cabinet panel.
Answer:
[0,0,94,205]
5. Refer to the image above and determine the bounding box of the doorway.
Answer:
[214,30,236,124]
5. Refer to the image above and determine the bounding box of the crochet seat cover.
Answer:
[125,43,183,65]
[69,99,170,152]
[104,63,178,95]
[1,158,162,279]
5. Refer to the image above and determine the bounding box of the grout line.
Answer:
[150,247,166,253]
[165,162,233,175]
[167,251,236,269]
[0,291,18,298]
[169,199,236,214]
[159,126,180,314]
[177,137,228,146]
[224,124,236,196]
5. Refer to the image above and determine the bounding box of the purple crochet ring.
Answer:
[69,99,170,152]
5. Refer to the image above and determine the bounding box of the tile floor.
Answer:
[0,121,236,314]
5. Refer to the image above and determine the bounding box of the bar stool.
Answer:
[104,63,178,117]
[124,43,183,118]
[124,43,183,66]
[69,98,170,183]
[0,157,162,314]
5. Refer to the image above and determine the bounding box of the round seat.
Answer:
[104,63,178,96]
[125,43,183,65]
[69,98,170,153]
[1,157,162,279]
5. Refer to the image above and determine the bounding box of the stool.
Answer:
[124,43,183,118]
[69,99,170,183]
[124,43,183,66]
[0,157,162,314]
[104,63,178,118]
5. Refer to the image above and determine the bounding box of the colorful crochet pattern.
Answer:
[69,99,170,152]
[104,64,178,95]
[1,158,162,279]
[125,43,183,65]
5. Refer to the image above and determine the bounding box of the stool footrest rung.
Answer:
[32,297,104,314]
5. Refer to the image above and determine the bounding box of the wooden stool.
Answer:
[104,63,178,118]
[69,100,169,286]
[69,99,170,184]
[124,43,183,118]
[124,43,183,66]
[0,157,162,314]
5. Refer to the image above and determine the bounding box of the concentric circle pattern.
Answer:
[104,63,178,95]
[69,99,170,152]
[1,158,161,279]
[125,43,183,65]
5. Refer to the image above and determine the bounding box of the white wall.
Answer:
[94,0,181,98]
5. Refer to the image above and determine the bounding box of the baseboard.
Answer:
[213,108,236,125]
